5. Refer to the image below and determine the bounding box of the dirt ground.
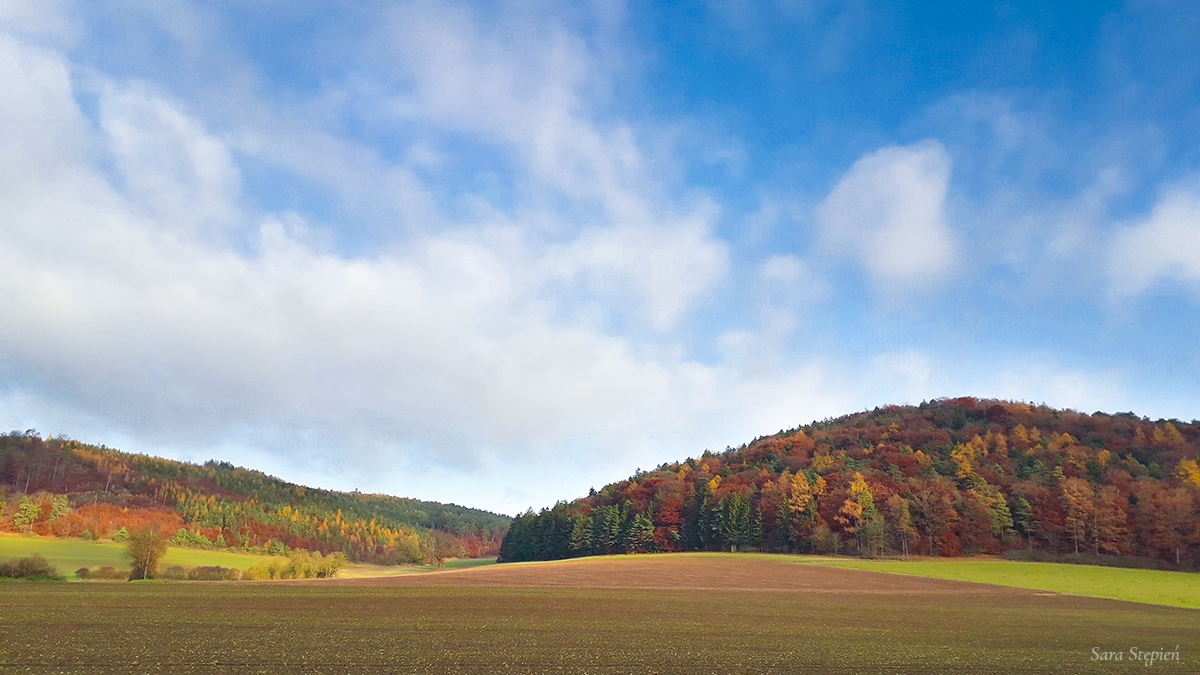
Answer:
[328,553,1039,597]
[4,554,1196,674]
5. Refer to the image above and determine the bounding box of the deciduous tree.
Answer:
[126,528,168,580]
[1061,478,1094,555]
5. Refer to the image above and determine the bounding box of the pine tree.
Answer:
[626,512,656,553]
[568,514,594,556]
[718,493,751,551]
[49,495,70,523]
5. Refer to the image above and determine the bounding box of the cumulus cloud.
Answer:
[816,140,956,288]
[1108,178,1200,297]
[100,83,241,238]
[0,7,739,512]
[7,1,1190,515]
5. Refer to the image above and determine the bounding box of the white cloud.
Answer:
[0,0,79,46]
[870,349,932,393]
[6,2,1190,516]
[816,140,956,288]
[0,20,735,513]
[99,83,241,238]
[1108,178,1200,297]
[985,360,1125,416]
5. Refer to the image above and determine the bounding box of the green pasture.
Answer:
[801,557,1200,609]
[0,535,285,577]
[1,534,497,581]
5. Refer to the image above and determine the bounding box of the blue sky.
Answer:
[1,0,1198,514]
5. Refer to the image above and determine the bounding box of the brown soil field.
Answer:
[2,554,1196,674]
[332,552,1039,596]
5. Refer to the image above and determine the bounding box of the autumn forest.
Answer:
[5,398,1200,572]
[499,398,1200,569]
[0,434,508,564]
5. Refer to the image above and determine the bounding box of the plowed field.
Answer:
[2,554,1195,674]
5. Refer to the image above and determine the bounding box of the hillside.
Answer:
[0,433,508,563]
[499,398,1200,568]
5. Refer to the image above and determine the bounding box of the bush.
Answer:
[159,566,189,580]
[1001,549,1172,570]
[245,551,345,580]
[112,527,129,543]
[87,566,130,580]
[188,566,241,581]
[244,559,288,580]
[0,555,63,580]
[75,567,90,579]
[284,550,346,579]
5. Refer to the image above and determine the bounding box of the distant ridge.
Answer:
[0,433,509,563]
[500,398,1200,569]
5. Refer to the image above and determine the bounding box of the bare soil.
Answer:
[331,553,1039,597]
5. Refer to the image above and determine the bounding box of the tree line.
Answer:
[500,398,1200,568]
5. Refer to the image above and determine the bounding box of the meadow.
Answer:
[2,554,1195,674]
[0,534,285,577]
[802,557,1200,609]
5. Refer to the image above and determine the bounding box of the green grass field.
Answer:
[800,557,1200,609]
[0,555,1195,674]
[0,534,496,580]
[0,534,285,577]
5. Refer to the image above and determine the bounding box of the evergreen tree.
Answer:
[718,493,751,551]
[626,512,656,553]
[568,514,594,556]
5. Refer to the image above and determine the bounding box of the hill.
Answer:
[499,398,1200,568]
[0,433,508,563]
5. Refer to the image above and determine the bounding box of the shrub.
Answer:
[284,550,347,579]
[88,566,129,580]
[244,559,288,580]
[244,552,346,580]
[0,555,63,580]
[188,566,241,581]
[1000,549,1172,570]
[159,566,188,580]
[112,527,130,543]
[75,567,90,579]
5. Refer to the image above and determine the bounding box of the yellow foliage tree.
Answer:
[810,453,835,473]
[788,472,826,515]
[1154,423,1185,447]
[1176,459,1200,488]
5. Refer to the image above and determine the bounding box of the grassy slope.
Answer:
[2,534,496,580]
[801,557,1200,609]
[0,534,285,577]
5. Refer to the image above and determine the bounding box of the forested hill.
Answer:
[0,433,509,563]
[499,398,1200,568]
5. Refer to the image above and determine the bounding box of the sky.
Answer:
[1,1,1198,515]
